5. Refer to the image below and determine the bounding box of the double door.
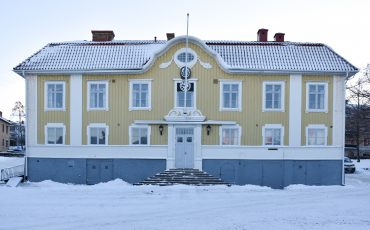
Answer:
[175,127,194,168]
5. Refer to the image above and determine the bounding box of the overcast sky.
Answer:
[0,0,369,119]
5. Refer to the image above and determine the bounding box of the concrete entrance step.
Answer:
[134,168,230,186]
[6,177,23,187]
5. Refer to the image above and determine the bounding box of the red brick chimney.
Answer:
[257,28,268,42]
[274,33,285,42]
[166,33,175,41]
[91,30,115,42]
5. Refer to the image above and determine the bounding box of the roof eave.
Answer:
[13,68,147,76]
[0,117,12,124]
[227,68,359,76]
[14,68,358,77]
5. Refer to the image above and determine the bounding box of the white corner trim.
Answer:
[87,123,109,145]
[262,124,285,146]
[332,76,345,146]
[26,75,38,147]
[70,74,82,145]
[87,80,109,111]
[44,81,66,111]
[305,81,328,113]
[129,124,151,146]
[128,79,152,111]
[219,80,242,112]
[262,81,285,112]
[219,125,242,146]
[44,123,66,145]
[289,75,302,146]
[305,124,328,146]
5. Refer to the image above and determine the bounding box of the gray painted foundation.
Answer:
[203,159,343,188]
[27,158,166,184]
[27,158,342,188]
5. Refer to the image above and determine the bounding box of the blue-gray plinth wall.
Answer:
[27,158,342,187]
[27,158,166,185]
[203,159,343,188]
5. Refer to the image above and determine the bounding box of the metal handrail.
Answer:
[0,164,24,181]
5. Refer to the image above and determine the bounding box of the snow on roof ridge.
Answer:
[13,37,358,75]
[205,40,325,46]
[47,39,325,46]
[48,40,167,46]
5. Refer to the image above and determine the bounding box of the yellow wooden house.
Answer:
[14,29,358,187]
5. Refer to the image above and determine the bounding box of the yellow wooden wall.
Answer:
[301,76,333,145]
[37,75,70,144]
[36,42,335,146]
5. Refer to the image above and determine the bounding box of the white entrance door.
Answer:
[175,127,194,168]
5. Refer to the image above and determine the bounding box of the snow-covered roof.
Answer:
[0,117,11,124]
[14,36,358,76]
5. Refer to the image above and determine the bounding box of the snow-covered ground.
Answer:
[0,157,370,230]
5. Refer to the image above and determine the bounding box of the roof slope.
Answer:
[0,117,11,124]
[14,38,358,75]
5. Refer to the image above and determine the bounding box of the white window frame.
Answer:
[44,81,66,111]
[262,81,285,112]
[174,80,197,109]
[262,124,284,146]
[87,80,109,111]
[219,125,241,146]
[306,82,328,113]
[87,123,109,145]
[219,80,242,112]
[306,124,328,146]
[129,125,151,145]
[45,123,66,145]
[129,79,152,111]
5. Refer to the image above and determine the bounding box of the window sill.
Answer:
[263,145,283,147]
[305,109,328,113]
[262,109,285,112]
[220,108,242,112]
[44,108,66,112]
[129,107,152,111]
[87,144,108,146]
[87,108,109,112]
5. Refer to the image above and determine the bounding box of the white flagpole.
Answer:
[184,13,189,111]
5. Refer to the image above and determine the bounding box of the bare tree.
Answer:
[346,64,370,162]
[11,101,25,148]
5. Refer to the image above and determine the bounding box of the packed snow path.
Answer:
[0,160,370,230]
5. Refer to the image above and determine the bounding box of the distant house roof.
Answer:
[0,117,11,124]
[14,36,358,76]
